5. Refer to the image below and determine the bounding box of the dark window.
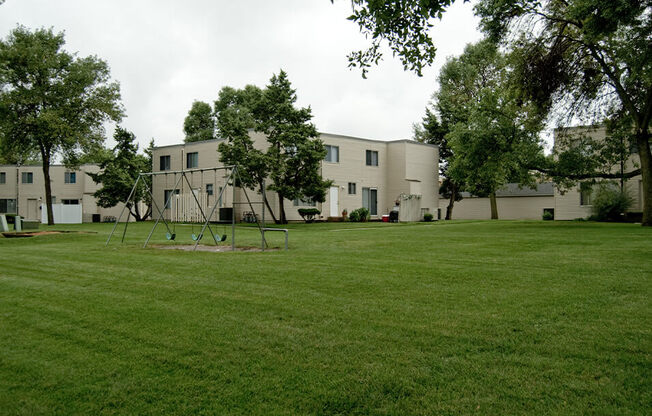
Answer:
[0,172,5,184]
[293,197,316,207]
[348,182,356,195]
[362,187,378,215]
[21,172,33,184]
[186,152,198,168]
[160,155,171,171]
[164,190,174,209]
[365,150,378,166]
[325,145,339,163]
[62,199,79,205]
[0,199,17,213]
[206,183,213,196]
[64,172,76,184]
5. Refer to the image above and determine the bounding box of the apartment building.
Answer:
[439,125,645,221]
[151,131,439,223]
[0,164,126,223]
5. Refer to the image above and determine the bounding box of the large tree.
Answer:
[259,71,331,224]
[184,100,215,142]
[414,108,463,220]
[87,127,151,222]
[215,71,331,224]
[439,40,545,219]
[340,0,652,225]
[215,85,278,222]
[0,26,123,224]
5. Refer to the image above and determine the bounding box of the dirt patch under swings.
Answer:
[149,244,278,252]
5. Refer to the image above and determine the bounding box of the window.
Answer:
[580,188,592,206]
[293,197,316,207]
[0,172,5,184]
[325,145,339,163]
[64,172,76,184]
[365,150,378,166]
[362,187,378,215]
[186,152,198,169]
[285,145,298,157]
[164,190,174,209]
[62,199,79,205]
[0,199,16,213]
[21,172,33,184]
[160,155,171,171]
[51,197,56,204]
[348,182,356,195]
[206,183,214,196]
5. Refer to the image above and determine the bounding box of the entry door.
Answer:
[27,198,38,220]
[329,186,339,217]
[362,187,378,216]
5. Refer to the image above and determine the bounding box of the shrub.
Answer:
[423,212,433,222]
[298,208,320,223]
[542,211,554,221]
[591,183,632,222]
[348,207,370,222]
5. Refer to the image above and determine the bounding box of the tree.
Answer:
[0,26,123,224]
[437,41,545,219]
[184,101,215,142]
[414,108,462,220]
[87,127,151,222]
[215,71,331,224]
[476,0,652,225]
[215,85,278,222]
[340,0,652,225]
[335,0,454,78]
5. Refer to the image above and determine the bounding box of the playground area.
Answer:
[0,220,650,414]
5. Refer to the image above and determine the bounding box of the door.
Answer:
[329,186,339,217]
[362,188,378,216]
[27,198,38,220]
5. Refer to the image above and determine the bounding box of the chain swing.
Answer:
[165,172,176,241]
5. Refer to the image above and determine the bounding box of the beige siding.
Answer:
[440,196,555,220]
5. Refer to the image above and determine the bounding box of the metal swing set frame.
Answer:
[106,165,279,251]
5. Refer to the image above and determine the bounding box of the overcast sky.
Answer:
[0,0,483,150]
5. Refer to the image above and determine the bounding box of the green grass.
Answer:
[0,220,650,415]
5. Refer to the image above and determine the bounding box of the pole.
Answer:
[231,167,236,251]
[106,175,141,246]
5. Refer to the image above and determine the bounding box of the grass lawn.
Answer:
[0,220,650,415]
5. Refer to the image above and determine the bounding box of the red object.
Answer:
[382,215,389,222]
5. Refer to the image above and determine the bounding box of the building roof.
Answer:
[458,182,555,198]
[152,132,438,150]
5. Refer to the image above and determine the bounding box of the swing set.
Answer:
[106,165,273,251]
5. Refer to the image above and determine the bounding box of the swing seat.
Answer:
[191,233,202,241]
[166,232,176,241]
[215,233,227,242]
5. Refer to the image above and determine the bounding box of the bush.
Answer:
[348,207,370,222]
[298,208,320,223]
[423,212,433,222]
[542,211,554,221]
[591,183,632,222]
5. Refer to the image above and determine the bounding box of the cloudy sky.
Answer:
[0,0,483,149]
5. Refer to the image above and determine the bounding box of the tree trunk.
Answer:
[277,192,287,224]
[636,130,651,226]
[259,181,278,224]
[446,190,455,220]
[489,192,498,220]
[41,158,54,225]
